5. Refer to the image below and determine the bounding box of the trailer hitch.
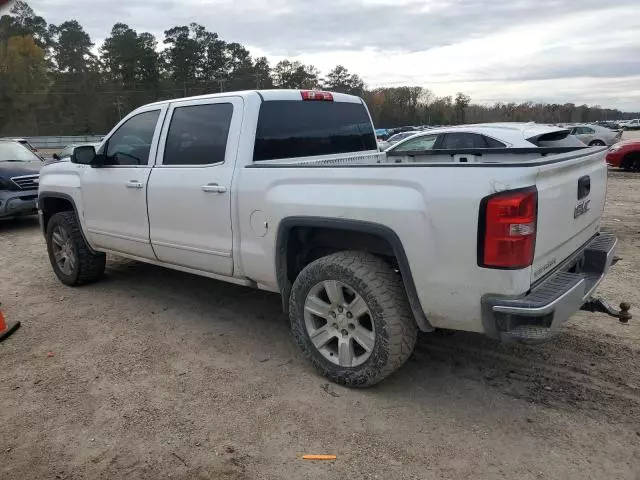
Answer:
[581,298,632,323]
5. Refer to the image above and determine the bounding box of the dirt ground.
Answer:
[1,169,640,479]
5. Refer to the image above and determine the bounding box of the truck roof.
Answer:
[145,89,364,107]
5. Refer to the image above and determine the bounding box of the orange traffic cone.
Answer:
[0,306,20,342]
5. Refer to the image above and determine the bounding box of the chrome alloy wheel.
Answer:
[51,225,76,275]
[303,280,375,367]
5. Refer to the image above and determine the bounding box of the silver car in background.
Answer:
[567,124,621,146]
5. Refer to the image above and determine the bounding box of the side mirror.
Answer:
[71,145,98,165]
[52,153,60,160]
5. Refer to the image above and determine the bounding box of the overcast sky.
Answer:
[26,0,640,111]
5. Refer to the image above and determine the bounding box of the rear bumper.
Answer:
[483,233,617,342]
[0,189,38,219]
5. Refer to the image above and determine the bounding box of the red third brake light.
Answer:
[300,90,334,101]
[479,187,538,269]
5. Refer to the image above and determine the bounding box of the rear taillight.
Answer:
[478,187,537,269]
[300,90,334,101]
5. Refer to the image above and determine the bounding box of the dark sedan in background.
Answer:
[0,140,42,219]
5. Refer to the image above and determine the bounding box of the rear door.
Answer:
[530,149,607,282]
[147,96,243,275]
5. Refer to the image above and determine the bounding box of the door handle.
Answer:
[201,183,227,193]
[126,180,143,189]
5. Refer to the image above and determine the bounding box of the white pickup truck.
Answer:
[38,89,625,386]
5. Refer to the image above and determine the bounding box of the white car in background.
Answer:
[619,119,640,130]
[566,124,621,146]
[383,123,587,163]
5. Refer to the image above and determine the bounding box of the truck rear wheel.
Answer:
[46,211,106,286]
[289,251,417,387]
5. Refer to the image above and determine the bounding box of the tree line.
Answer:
[1,1,637,136]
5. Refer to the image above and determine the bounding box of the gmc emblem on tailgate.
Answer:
[574,199,591,218]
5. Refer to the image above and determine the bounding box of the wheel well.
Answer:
[622,151,640,168]
[277,221,433,331]
[41,196,74,230]
[283,226,396,287]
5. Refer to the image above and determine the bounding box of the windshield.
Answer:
[0,142,41,162]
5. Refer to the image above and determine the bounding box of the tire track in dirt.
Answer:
[415,330,640,423]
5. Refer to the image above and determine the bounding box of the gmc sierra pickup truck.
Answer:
[38,89,624,386]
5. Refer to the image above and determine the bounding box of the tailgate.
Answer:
[531,148,608,282]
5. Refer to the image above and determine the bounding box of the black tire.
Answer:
[46,211,106,286]
[622,153,640,172]
[289,251,418,387]
[589,140,605,146]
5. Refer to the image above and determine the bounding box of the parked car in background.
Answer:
[567,124,621,146]
[384,123,587,162]
[0,140,41,219]
[384,126,419,137]
[620,119,640,130]
[53,142,102,161]
[374,128,390,140]
[606,140,640,171]
[595,121,622,130]
[378,131,420,150]
[1,137,41,157]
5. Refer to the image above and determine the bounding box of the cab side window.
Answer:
[101,110,161,166]
[163,103,233,166]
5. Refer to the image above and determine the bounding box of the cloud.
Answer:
[26,0,640,110]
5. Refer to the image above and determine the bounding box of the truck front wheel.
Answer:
[46,211,106,286]
[289,251,418,387]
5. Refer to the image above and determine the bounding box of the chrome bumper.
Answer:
[483,233,617,342]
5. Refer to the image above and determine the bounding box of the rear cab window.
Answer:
[253,100,376,161]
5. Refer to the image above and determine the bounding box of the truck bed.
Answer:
[240,146,608,333]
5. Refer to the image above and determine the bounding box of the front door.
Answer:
[147,96,243,275]
[81,107,166,258]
